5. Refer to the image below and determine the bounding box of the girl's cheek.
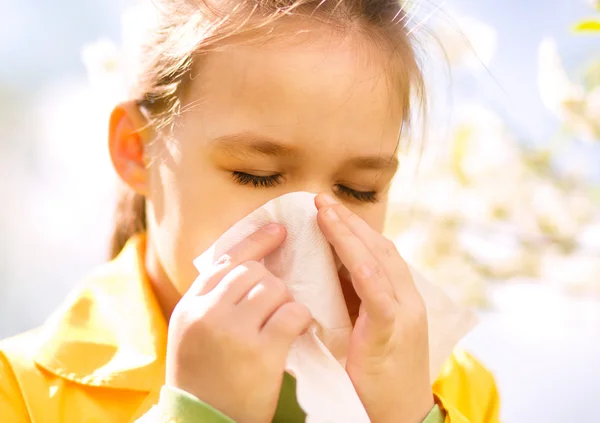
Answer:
[352,205,387,234]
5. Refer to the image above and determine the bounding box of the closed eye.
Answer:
[231,171,379,203]
[231,171,283,188]
[335,184,378,203]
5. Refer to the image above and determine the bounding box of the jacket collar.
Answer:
[34,234,168,392]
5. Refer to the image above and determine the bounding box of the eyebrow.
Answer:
[346,155,399,172]
[212,131,399,171]
[212,132,298,158]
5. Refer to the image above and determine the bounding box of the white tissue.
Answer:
[193,192,477,423]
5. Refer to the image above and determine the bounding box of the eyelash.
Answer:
[336,184,378,203]
[231,171,378,203]
[231,171,284,188]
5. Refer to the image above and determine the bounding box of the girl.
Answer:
[0,0,500,422]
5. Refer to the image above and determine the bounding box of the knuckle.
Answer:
[274,303,311,333]
[228,261,265,283]
[338,223,355,239]
[356,261,385,280]
[378,238,397,259]
[345,209,361,224]
[292,303,312,324]
[213,253,232,267]
[245,280,266,301]
[373,263,386,279]
[266,277,290,301]
[192,304,220,328]
[269,314,289,334]
[170,303,190,327]
[239,260,265,274]
[173,297,200,319]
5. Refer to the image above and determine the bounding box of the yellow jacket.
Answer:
[0,235,500,422]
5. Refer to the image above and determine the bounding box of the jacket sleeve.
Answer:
[137,386,447,423]
[135,385,235,423]
[0,352,30,423]
[423,404,446,423]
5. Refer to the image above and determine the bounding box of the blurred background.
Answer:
[1,0,599,421]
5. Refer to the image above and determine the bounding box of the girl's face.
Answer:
[128,25,404,300]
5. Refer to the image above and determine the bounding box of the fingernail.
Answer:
[324,207,339,222]
[322,194,338,206]
[264,223,282,235]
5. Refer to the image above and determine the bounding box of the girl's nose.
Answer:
[286,181,333,198]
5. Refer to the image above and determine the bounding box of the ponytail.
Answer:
[109,183,147,259]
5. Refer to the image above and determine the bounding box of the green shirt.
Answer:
[147,373,445,422]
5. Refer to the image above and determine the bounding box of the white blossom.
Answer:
[540,252,600,297]
[531,182,581,239]
[81,38,128,106]
[451,106,523,180]
[584,86,600,136]
[538,38,585,115]
[587,0,600,10]
[538,38,599,141]
[577,222,600,251]
[80,2,160,105]
[432,11,497,69]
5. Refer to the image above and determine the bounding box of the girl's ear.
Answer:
[108,101,152,196]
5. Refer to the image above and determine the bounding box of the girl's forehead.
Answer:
[179,26,404,155]
[185,21,405,108]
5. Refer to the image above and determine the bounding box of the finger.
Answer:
[261,302,312,353]
[316,203,395,324]
[236,276,293,328]
[208,260,267,304]
[316,193,414,298]
[187,223,286,296]
[315,193,379,237]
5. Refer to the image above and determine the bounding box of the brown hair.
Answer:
[109,0,426,259]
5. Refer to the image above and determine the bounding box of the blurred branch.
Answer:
[522,148,600,200]
[388,204,598,254]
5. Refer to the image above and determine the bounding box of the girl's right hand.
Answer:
[165,223,312,423]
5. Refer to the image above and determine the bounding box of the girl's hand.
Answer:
[166,224,312,423]
[315,194,434,423]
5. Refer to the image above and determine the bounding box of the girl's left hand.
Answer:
[315,193,434,423]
